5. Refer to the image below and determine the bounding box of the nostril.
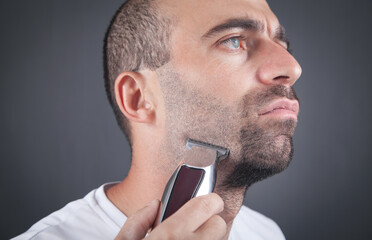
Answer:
[273,75,289,81]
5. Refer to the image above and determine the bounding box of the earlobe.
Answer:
[114,72,155,124]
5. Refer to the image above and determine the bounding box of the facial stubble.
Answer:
[157,65,299,190]
[221,85,298,189]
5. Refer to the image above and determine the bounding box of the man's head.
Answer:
[104,0,302,189]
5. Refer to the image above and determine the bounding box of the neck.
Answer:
[216,187,245,223]
[106,145,245,238]
[214,181,246,240]
[106,160,171,217]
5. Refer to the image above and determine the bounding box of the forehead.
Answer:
[159,0,279,37]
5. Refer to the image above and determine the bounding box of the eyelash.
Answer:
[218,35,293,54]
[286,46,293,55]
[219,36,248,51]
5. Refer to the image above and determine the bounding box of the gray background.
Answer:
[1,0,371,239]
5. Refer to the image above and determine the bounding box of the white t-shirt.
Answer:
[12,183,285,240]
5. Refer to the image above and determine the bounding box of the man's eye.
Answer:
[221,37,244,50]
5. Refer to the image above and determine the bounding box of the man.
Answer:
[14,0,301,239]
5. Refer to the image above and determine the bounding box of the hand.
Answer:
[114,193,227,240]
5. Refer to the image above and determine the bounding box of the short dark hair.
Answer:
[104,0,172,145]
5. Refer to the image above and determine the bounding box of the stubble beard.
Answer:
[157,65,299,191]
[222,86,298,189]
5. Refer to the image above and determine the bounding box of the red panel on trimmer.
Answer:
[162,166,205,221]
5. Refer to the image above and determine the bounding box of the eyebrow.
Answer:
[202,18,291,50]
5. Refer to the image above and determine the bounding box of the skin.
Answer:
[108,0,302,239]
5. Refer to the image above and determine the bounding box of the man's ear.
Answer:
[114,71,155,124]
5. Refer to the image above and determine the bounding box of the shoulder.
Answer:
[230,205,286,240]
[12,188,117,240]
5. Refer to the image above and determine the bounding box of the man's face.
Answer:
[155,0,302,188]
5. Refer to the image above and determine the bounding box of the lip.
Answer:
[258,99,299,119]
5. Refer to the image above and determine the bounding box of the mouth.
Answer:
[258,98,299,119]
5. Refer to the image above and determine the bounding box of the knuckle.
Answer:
[198,196,214,214]
[208,215,227,236]
[211,215,227,229]
[197,193,224,214]
[155,220,184,240]
[162,228,181,240]
[209,193,224,212]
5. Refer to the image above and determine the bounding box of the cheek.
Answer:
[198,60,257,103]
[172,45,257,103]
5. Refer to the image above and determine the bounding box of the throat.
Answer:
[214,186,246,224]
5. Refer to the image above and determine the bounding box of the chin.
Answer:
[221,126,295,189]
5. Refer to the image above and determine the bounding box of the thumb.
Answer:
[115,199,160,240]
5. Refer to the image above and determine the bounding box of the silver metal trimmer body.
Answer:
[154,138,230,227]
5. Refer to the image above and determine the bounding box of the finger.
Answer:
[115,199,160,240]
[161,193,224,232]
[194,214,227,239]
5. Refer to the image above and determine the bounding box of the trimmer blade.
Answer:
[186,138,230,163]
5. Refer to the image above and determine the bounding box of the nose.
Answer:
[256,41,302,86]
